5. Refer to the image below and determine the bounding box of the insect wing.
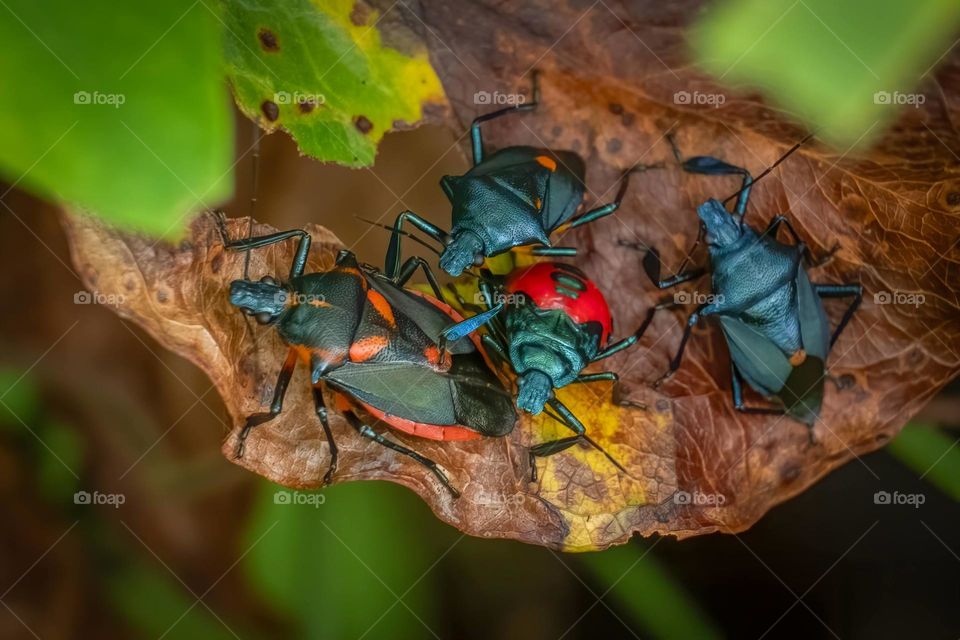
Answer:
[719,316,792,397]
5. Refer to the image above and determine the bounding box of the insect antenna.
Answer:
[242,122,263,281]
[721,132,815,206]
[356,215,500,291]
[355,216,443,257]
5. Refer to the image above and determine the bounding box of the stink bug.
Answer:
[639,136,862,433]
[218,220,517,497]
[444,262,659,480]
[385,71,661,276]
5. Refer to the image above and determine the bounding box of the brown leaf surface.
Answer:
[63,1,960,550]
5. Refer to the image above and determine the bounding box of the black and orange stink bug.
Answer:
[218,221,517,498]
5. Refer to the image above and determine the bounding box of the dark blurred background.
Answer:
[0,114,957,640]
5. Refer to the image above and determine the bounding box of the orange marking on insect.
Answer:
[424,345,441,365]
[535,155,557,171]
[789,349,807,366]
[534,197,542,210]
[366,289,396,327]
[349,336,389,362]
[308,298,330,308]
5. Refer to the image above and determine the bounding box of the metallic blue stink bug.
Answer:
[385,71,661,277]
[639,136,862,435]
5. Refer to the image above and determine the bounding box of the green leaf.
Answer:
[888,423,960,500]
[0,0,232,236]
[223,0,445,166]
[581,544,722,640]
[243,480,439,639]
[691,0,960,147]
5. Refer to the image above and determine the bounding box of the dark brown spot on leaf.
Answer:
[606,138,622,153]
[298,100,315,114]
[354,115,373,134]
[608,102,624,115]
[257,28,279,52]
[261,100,279,122]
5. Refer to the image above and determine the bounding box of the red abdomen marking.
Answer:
[335,394,482,441]
[505,262,613,344]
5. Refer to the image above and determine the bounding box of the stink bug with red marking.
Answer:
[218,220,517,498]
[443,262,664,481]
[384,71,662,277]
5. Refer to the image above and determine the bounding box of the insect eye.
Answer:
[473,253,485,266]
[255,312,273,325]
[260,276,278,286]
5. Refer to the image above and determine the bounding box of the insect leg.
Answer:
[221,227,312,280]
[667,133,754,218]
[393,256,443,298]
[235,348,298,458]
[544,398,628,475]
[573,372,618,384]
[529,246,578,257]
[528,436,584,482]
[565,163,665,230]
[591,298,677,361]
[312,387,339,486]
[730,362,785,415]
[385,210,450,280]
[814,283,863,348]
[641,245,708,289]
[342,410,460,499]
[470,71,540,165]
[652,305,706,388]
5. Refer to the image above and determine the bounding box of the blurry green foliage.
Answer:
[888,423,960,500]
[692,0,960,147]
[243,480,440,639]
[0,367,41,427]
[35,420,84,501]
[0,0,232,237]
[223,0,445,167]
[107,555,251,640]
[582,544,722,640]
